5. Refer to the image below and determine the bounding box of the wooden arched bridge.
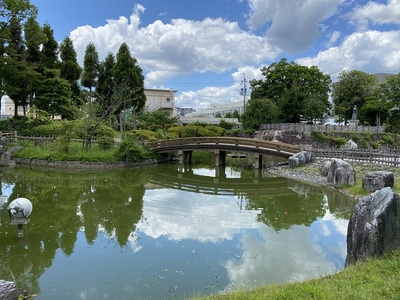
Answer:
[148,137,302,169]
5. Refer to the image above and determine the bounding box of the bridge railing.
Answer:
[148,137,302,154]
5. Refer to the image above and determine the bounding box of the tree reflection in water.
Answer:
[0,164,357,299]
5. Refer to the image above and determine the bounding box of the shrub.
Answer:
[127,130,157,141]
[115,137,155,162]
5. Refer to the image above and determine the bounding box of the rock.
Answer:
[321,158,356,187]
[362,171,394,193]
[288,151,313,168]
[345,187,400,266]
[342,139,358,149]
[0,280,28,300]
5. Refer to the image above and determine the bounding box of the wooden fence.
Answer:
[311,148,400,167]
[259,123,385,133]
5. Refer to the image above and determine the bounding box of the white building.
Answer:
[186,101,245,118]
[144,89,176,116]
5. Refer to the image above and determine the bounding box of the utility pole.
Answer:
[240,73,247,113]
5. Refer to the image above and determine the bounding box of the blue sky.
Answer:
[30,0,400,109]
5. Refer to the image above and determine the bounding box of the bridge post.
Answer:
[254,153,262,169]
[214,149,226,167]
[178,150,184,165]
[177,150,193,165]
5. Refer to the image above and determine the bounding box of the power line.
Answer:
[145,79,236,86]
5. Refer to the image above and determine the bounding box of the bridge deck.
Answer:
[148,137,301,157]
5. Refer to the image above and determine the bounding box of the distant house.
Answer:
[1,88,177,119]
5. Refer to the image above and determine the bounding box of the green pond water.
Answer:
[0,164,356,299]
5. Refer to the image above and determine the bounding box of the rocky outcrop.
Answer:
[0,280,28,300]
[320,158,356,187]
[0,146,22,167]
[288,151,313,168]
[362,171,394,193]
[345,187,400,266]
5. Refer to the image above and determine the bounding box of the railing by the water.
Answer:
[312,148,400,167]
[148,137,301,155]
[260,123,385,133]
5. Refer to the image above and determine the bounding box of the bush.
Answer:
[116,137,155,162]
[127,130,157,141]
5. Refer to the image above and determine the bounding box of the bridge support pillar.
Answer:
[254,153,262,169]
[177,150,192,165]
[214,149,226,167]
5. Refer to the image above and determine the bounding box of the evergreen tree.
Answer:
[81,42,99,94]
[96,52,115,121]
[113,43,145,132]
[4,16,29,116]
[35,68,75,119]
[24,16,45,107]
[59,37,82,110]
[40,23,58,71]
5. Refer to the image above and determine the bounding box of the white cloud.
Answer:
[349,0,400,30]
[246,0,344,52]
[297,30,400,81]
[70,8,279,82]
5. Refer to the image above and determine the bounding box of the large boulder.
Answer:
[0,280,28,300]
[320,158,356,187]
[288,151,313,168]
[345,187,400,266]
[342,139,358,149]
[362,171,394,193]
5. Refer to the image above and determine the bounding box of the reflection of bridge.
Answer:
[147,166,292,196]
[148,137,301,169]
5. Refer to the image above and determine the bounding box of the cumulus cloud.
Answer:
[297,30,400,81]
[70,6,279,83]
[246,0,344,53]
[348,0,400,30]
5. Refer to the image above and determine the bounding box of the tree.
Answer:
[59,37,82,110]
[40,23,58,71]
[24,16,45,107]
[81,42,99,94]
[250,59,331,123]
[35,68,74,119]
[303,94,331,124]
[332,70,378,124]
[0,0,37,35]
[136,110,178,132]
[113,43,145,132]
[96,52,115,122]
[3,16,29,116]
[241,98,279,130]
[380,73,400,106]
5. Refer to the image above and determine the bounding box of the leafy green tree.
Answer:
[113,43,146,132]
[250,58,331,123]
[241,98,279,130]
[380,73,400,106]
[81,42,99,94]
[303,94,331,124]
[136,110,178,132]
[332,70,378,124]
[0,0,37,35]
[59,37,82,110]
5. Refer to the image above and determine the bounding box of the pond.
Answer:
[0,164,356,299]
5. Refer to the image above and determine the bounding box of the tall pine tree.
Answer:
[81,42,99,95]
